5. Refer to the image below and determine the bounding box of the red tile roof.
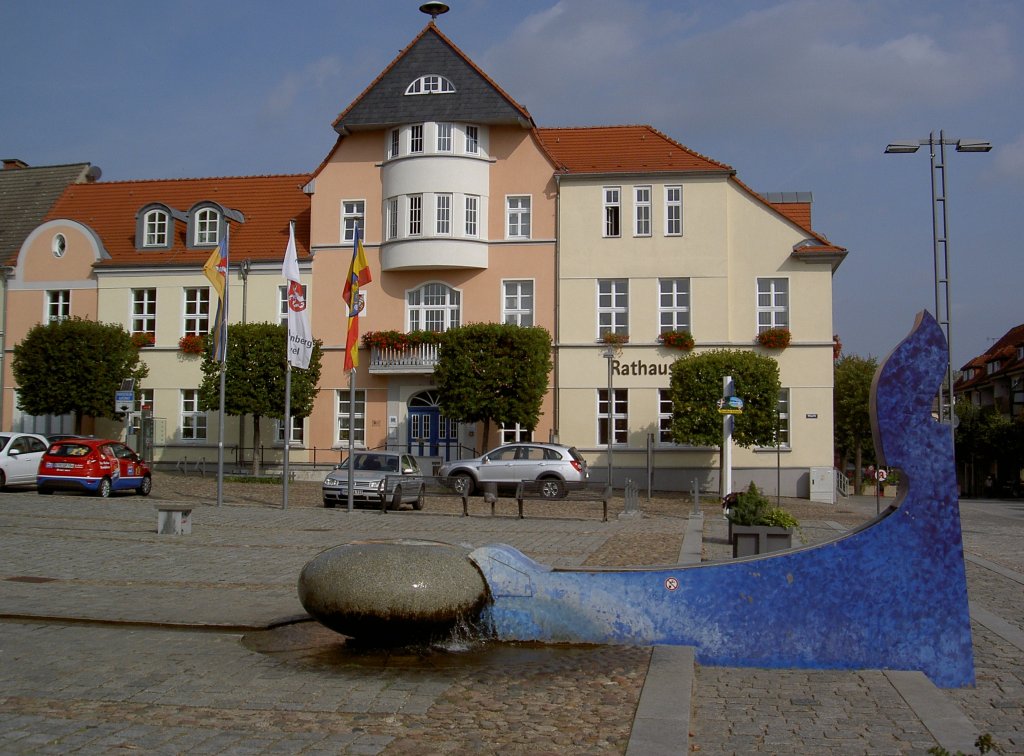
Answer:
[43,174,312,268]
[536,125,732,174]
[956,323,1024,388]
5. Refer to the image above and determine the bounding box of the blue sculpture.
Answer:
[471,312,974,687]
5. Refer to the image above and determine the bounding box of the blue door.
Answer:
[408,391,459,460]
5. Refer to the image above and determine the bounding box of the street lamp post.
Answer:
[602,347,616,487]
[885,132,992,444]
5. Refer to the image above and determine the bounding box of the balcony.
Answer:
[368,343,440,375]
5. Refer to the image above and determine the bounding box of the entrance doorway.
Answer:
[407,390,461,461]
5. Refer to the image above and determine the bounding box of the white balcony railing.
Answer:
[368,343,441,374]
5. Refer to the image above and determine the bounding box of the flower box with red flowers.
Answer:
[131,332,155,349]
[178,334,205,354]
[756,328,791,349]
[658,330,695,351]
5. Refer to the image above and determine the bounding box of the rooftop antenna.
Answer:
[419,2,449,19]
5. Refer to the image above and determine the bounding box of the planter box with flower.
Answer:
[756,327,791,349]
[599,331,629,346]
[362,330,446,372]
[726,482,799,557]
[658,329,695,351]
[131,332,155,349]
[178,334,205,355]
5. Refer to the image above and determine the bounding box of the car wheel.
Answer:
[323,499,335,508]
[413,485,425,511]
[390,486,403,511]
[96,477,112,498]
[451,473,474,496]
[137,475,152,496]
[0,470,6,490]
[37,486,53,495]
[539,478,566,499]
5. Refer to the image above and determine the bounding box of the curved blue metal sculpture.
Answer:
[471,312,974,687]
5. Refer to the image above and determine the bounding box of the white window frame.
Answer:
[776,388,790,449]
[386,198,399,240]
[658,278,691,333]
[404,74,455,95]
[756,278,789,332]
[499,423,532,444]
[194,208,220,246]
[408,195,422,236]
[506,195,531,239]
[435,193,452,235]
[410,124,424,154]
[143,209,169,247]
[465,195,479,237]
[634,186,652,237]
[436,122,453,152]
[388,128,400,159]
[183,287,211,336]
[597,279,629,337]
[502,280,534,326]
[341,200,364,243]
[665,186,682,236]
[598,388,628,445]
[132,288,157,335]
[52,233,66,258]
[603,187,621,237]
[180,389,207,441]
[336,389,366,447]
[407,282,461,333]
[275,415,304,445]
[47,290,70,323]
[464,124,479,154]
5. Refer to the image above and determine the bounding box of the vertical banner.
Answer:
[282,221,312,370]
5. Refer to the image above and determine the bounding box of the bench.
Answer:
[515,480,612,522]
[380,475,470,514]
[155,505,192,535]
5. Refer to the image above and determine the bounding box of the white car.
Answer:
[0,433,50,488]
[437,442,589,499]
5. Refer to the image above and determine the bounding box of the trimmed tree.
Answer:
[834,354,879,492]
[198,322,323,475]
[12,317,149,434]
[434,324,553,451]
[668,349,782,448]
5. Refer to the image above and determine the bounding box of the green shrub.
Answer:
[727,482,798,529]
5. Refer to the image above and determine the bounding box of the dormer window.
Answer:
[144,209,169,247]
[405,74,455,95]
[52,233,66,258]
[194,208,220,245]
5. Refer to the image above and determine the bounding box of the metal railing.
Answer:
[369,344,440,372]
[835,468,850,498]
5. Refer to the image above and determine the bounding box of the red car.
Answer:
[37,438,152,498]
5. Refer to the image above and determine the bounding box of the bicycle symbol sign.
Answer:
[664,577,679,591]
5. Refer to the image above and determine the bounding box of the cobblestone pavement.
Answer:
[0,473,1020,754]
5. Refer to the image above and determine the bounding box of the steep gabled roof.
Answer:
[333,22,533,134]
[42,174,312,268]
[0,161,95,265]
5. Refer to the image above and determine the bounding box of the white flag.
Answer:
[282,223,313,370]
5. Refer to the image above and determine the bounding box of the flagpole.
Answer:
[347,367,355,513]
[283,363,291,510]
[216,226,229,508]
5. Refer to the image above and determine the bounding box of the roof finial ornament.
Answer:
[419,2,449,20]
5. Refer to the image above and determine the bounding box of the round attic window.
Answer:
[52,234,67,258]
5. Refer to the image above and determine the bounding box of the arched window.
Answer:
[193,207,220,246]
[407,283,461,332]
[405,74,455,95]
[143,209,169,247]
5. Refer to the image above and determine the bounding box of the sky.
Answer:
[2,0,1021,368]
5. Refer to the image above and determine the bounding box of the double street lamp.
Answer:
[884,131,992,443]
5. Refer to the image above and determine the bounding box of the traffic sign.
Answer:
[115,390,134,413]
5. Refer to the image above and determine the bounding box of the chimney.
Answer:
[3,159,29,170]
